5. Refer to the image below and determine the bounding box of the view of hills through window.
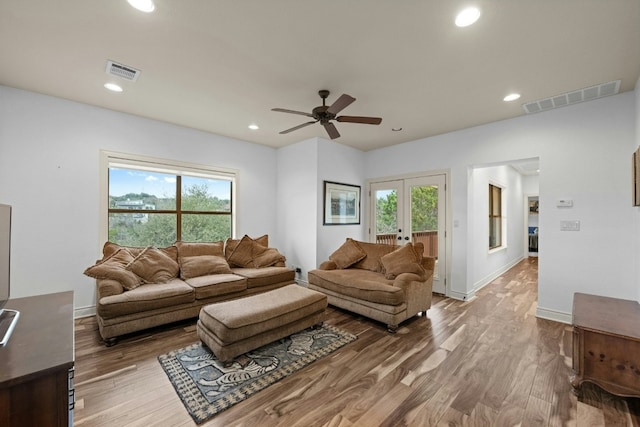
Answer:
[108,167,233,247]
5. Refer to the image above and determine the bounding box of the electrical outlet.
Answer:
[295,267,302,273]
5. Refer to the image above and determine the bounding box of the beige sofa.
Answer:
[308,239,434,332]
[84,235,295,345]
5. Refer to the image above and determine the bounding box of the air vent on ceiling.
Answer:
[522,80,620,114]
[106,60,141,81]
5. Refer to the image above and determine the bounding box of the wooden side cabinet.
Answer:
[571,292,640,397]
[0,291,74,426]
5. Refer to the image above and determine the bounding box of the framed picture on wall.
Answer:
[323,181,361,225]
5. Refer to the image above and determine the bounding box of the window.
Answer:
[101,151,236,247]
[489,184,502,249]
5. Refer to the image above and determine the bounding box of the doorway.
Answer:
[368,174,448,294]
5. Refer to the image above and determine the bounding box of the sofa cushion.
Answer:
[225,234,268,260]
[84,248,143,291]
[175,241,224,257]
[184,274,247,299]
[381,244,426,279]
[179,255,233,279]
[232,266,295,288]
[227,235,285,268]
[97,279,194,318]
[126,247,180,283]
[351,240,397,272]
[308,269,405,306]
[329,238,367,269]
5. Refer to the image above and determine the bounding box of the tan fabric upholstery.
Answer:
[91,238,296,343]
[179,255,232,279]
[175,241,224,257]
[232,266,295,288]
[197,285,327,361]
[329,238,366,269]
[351,240,396,272]
[98,279,194,318]
[184,274,247,299]
[309,242,434,330]
[380,244,425,279]
[126,246,180,283]
[84,248,142,290]
[307,269,405,306]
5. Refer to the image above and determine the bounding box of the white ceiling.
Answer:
[1,1,638,152]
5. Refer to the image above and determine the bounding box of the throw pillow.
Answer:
[252,247,286,268]
[227,235,257,267]
[175,241,224,258]
[126,246,180,283]
[84,248,143,290]
[225,234,268,260]
[381,244,425,279]
[329,238,367,269]
[102,241,145,259]
[179,255,233,279]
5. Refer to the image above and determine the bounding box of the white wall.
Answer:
[365,92,637,320]
[0,85,280,315]
[276,138,319,280]
[470,165,525,292]
[316,139,366,267]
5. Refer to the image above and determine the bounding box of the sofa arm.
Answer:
[96,278,124,299]
[318,260,338,270]
[393,265,434,316]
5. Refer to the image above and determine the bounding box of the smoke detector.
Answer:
[523,80,620,114]
[105,60,141,82]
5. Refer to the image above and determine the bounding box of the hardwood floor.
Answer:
[73,258,640,426]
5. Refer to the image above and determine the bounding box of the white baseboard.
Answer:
[473,255,524,293]
[448,289,476,302]
[535,306,572,324]
[75,305,96,319]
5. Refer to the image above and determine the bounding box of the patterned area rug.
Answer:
[158,324,357,424]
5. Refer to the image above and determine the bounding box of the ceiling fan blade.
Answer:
[322,122,340,139]
[326,94,356,115]
[336,116,382,125]
[279,120,317,135]
[272,108,315,118]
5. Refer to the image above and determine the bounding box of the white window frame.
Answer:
[99,150,238,246]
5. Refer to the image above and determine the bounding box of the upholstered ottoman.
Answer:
[197,284,327,362]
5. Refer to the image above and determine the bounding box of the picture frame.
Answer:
[323,181,361,225]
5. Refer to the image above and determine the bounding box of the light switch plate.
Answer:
[560,220,580,231]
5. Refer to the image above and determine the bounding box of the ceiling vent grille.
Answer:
[522,80,620,114]
[106,60,141,81]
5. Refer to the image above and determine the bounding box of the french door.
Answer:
[369,174,447,294]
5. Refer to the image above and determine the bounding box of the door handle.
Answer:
[397,236,402,240]
[404,236,410,240]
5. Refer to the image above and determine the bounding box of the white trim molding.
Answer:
[535,306,572,324]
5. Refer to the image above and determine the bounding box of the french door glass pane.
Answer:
[181,214,232,242]
[410,185,438,259]
[375,189,398,245]
[108,213,177,247]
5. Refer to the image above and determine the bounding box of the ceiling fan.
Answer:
[272,90,382,140]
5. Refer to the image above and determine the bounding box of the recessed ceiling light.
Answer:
[392,127,403,132]
[127,0,155,13]
[503,93,521,102]
[248,124,259,130]
[104,83,123,92]
[455,7,481,27]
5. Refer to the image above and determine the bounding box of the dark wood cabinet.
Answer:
[571,292,640,397]
[0,291,74,426]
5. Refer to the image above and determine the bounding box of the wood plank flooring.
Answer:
[73,258,640,426]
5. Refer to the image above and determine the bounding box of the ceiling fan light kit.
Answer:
[272,90,382,140]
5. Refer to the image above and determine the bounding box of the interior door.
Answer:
[370,175,447,294]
